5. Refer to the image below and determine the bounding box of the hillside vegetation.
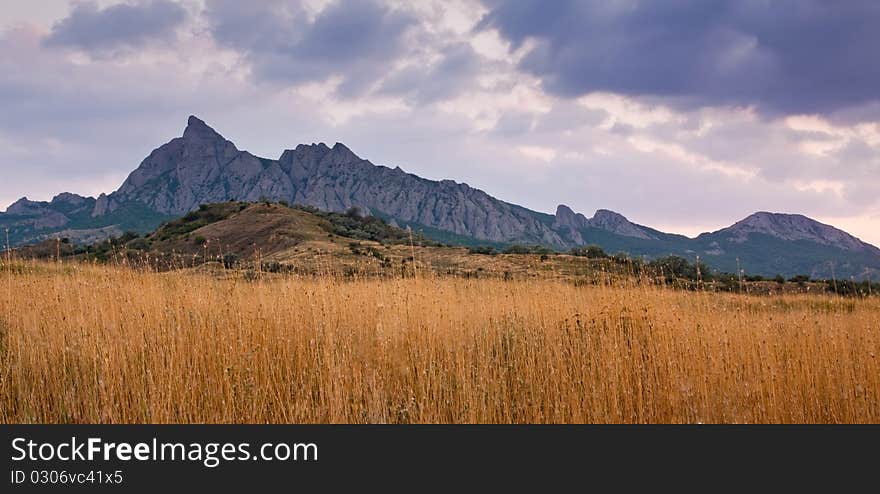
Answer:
[13,202,877,297]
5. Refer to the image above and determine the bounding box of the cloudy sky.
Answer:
[2,0,879,244]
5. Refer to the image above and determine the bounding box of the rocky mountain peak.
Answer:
[724,211,868,251]
[589,209,655,240]
[553,204,589,230]
[555,204,574,217]
[182,115,224,142]
[591,209,628,224]
[326,142,362,165]
[6,197,38,215]
[51,192,89,206]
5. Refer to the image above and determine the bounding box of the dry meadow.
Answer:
[1,260,878,423]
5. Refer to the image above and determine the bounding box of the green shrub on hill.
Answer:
[503,244,554,255]
[468,246,497,255]
[291,204,439,246]
[153,202,244,241]
[570,245,608,258]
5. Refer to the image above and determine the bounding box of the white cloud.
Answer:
[627,135,757,180]
[578,92,685,130]
[517,145,556,162]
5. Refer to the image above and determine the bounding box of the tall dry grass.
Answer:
[1,260,878,423]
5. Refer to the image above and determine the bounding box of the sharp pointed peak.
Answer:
[553,204,590,230]
[183,115,223,140]
[555,204,575,215]
[329,141,360,159]
[185,115,211,130]
[331,141,350,151]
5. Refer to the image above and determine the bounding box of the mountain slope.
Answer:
[3,115,879,280]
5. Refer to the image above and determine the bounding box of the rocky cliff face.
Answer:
[99,116,566,246]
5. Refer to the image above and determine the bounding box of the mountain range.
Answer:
[3,115,879,280]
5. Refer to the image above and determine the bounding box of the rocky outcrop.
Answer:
[552,204,655,242]
[553,205,590,230]
[589,209,656,240]
[552,205,588,244]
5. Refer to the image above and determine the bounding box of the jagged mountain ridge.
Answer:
[553,204,660,242]
[92,116,564,246]
[2,115,879,280]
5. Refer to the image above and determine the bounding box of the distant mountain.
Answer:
[692,213,880,281]
[708,212,870,251]
[1,193,168,246]
[2,115,879,280]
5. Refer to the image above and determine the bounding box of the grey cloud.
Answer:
[606,122,635,137]
[378,42,483,104]
[206,0,417,96]
[1,27,176,138]
[0,25,246,202]
[530,104,605,133]
[491,112,534,137]
[843,181,880,208]
[43,0,188,53]
[835,140,880,172]
[479,0,880,117]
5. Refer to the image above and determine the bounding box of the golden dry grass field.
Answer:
[1,260,878,423]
